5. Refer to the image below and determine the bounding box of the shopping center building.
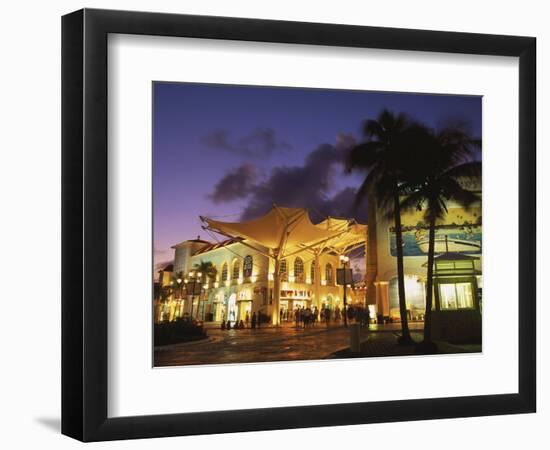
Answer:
[155,206,367,325]
[156,177,481,338]
[365,177,482,339]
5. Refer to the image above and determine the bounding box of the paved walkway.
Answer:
[154,322,427,367]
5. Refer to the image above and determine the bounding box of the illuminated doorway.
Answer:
[238,300,252,323]
[279,300,289,321]
[227,293,237,324]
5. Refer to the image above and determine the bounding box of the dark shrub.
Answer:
[154,320,207,346]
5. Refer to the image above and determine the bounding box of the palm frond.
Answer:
[346,141,384,172]
[363,119,384,138]
[400,190,426,212]
[442,178,481,210]
[442,161,481,180]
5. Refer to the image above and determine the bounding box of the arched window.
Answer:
[294,257,304,283]
[232,260,240,280]
[243,255,253,278]
[325,263,333,285]
[279,259,288,282]
[221,263,228,282]
[310,263,315,283]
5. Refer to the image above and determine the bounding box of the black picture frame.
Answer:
[62,8,536,442]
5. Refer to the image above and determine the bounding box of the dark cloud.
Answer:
[201,128,292,157]
[239,143,368,223]
[209,163,258,203]
[240,144,337,220]
[321,187,368,223]
[335,132,357,152]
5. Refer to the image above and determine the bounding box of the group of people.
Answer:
[281,306,319,328]
[220,311,263,330]
[279,305,347,327]
[285,304,371,327]
[220,304,372,330]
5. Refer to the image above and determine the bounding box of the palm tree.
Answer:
[158,284,173,322]
[347,109,414,345]
[399,125,481,350]
[192,261,218,321]
[167,271,185,320]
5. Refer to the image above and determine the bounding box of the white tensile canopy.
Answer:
[202,206,339,255]
[200,205,366,325]
[315,218,367,255]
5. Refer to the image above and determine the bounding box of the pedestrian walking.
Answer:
[304,307,311,328]
[251,312,257,329]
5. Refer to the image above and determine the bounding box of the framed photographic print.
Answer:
[61,8,536,442]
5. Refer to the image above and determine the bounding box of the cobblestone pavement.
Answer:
[154,322,428,367]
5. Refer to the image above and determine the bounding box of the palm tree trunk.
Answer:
[393,189,412,344]
[423,214,436,343]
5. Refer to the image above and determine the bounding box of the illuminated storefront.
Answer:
[367,177,482,329]
[156,206,366,325]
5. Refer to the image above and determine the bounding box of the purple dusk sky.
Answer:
[153,82,481,272]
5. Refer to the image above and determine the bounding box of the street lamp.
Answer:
[185,271,203,321]
[176,278,182,319]
[339,255,350,327]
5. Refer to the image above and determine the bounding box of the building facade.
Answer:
[366,177,482,325]
[156,239,361,324]
[155,179,481,333]
[155,206,367,325]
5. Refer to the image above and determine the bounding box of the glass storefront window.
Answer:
[294,257,304,283]
[389,276,426,312]
[280,259,288,281]
[439,282,474,309]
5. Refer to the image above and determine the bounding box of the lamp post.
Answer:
[339,255,350,327]
[166,280,175,322]
[185,271,203,321]
[176,277,182,319]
